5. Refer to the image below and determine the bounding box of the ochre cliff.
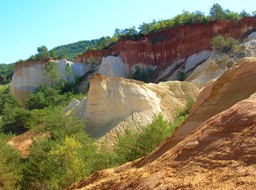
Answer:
[66,74,200,140]
[67,58,256,190]
[76,18,256,81]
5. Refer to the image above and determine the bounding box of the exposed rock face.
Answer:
[76,18,256,81]
[68,58,256,190]
[157,57,256,154]
[185,53,229,88]
[98,55,128,77]
[67,74,200,139]
[243,31,256,57]
[11,59,91,101]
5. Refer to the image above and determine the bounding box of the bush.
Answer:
[1,105,30,134]
[132,66,153,83]
[0,134,22,190]
[20,110,96,190]
[113,98,195,165]
[177,71,186,81]
[26,86,68,110]
[113,114,185,165]
[0,85,21,115]
[211,35,241,54]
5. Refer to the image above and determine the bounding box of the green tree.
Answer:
[240,10,251,17]
[26,86,67,110]
[49,136,86,186]
[36,46,50,61]
[58,52,67,60]
[0,85,20,115]
[49,50,58,59]
[225,9,241,20]
[1,104,30,134]
[65,63,72,83]
[132,66,153,83]
[209,3,226,20]
[44,61,60,87]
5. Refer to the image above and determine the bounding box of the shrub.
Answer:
[0,85,21,115]
[113,114,185,165]
[1,105,30,134]
[0,134,22,190]
[177,71,186,81]
[20,110,96,190]
[113,98,195,165]
[211,35,240,54]
[132,66,153,83]
[26,86,68,110]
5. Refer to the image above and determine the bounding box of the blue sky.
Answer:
[0,0,255,64]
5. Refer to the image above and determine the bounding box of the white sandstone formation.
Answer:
[183,50,210,73]
[156,50,210,82]
[11,59,91,101]
[186,55,228,88]
[186,32,256,88]
[99,56,129,78]
[243,32,256,57]
[67,74,200,139]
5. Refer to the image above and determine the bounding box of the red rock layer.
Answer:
[76,18,256,70]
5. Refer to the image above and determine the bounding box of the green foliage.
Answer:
[119,115,172,163]
[20,110,96,190]
[0,85,20,115]
[113,98,195,165]
[132,66,153,83]
[209,3,242,21]
[26,86,69,110]
[177,97,195,117]
[35,46,50,61]
[1,105,30,134]
[44,61,60,87]
[209,3,226,20]
[113,114,184,165]
[21,135,88,190]
[49,50,58,59]
[138,10,209,37]
[114,27,143,40]
[176,71,186,81]
[49,136,86,186]
[211,35,242,55]
[49,37,118,61]
[0,85,28,134]
[0,63,14,84]
[65,63,72,83]
[0,134,22,190]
